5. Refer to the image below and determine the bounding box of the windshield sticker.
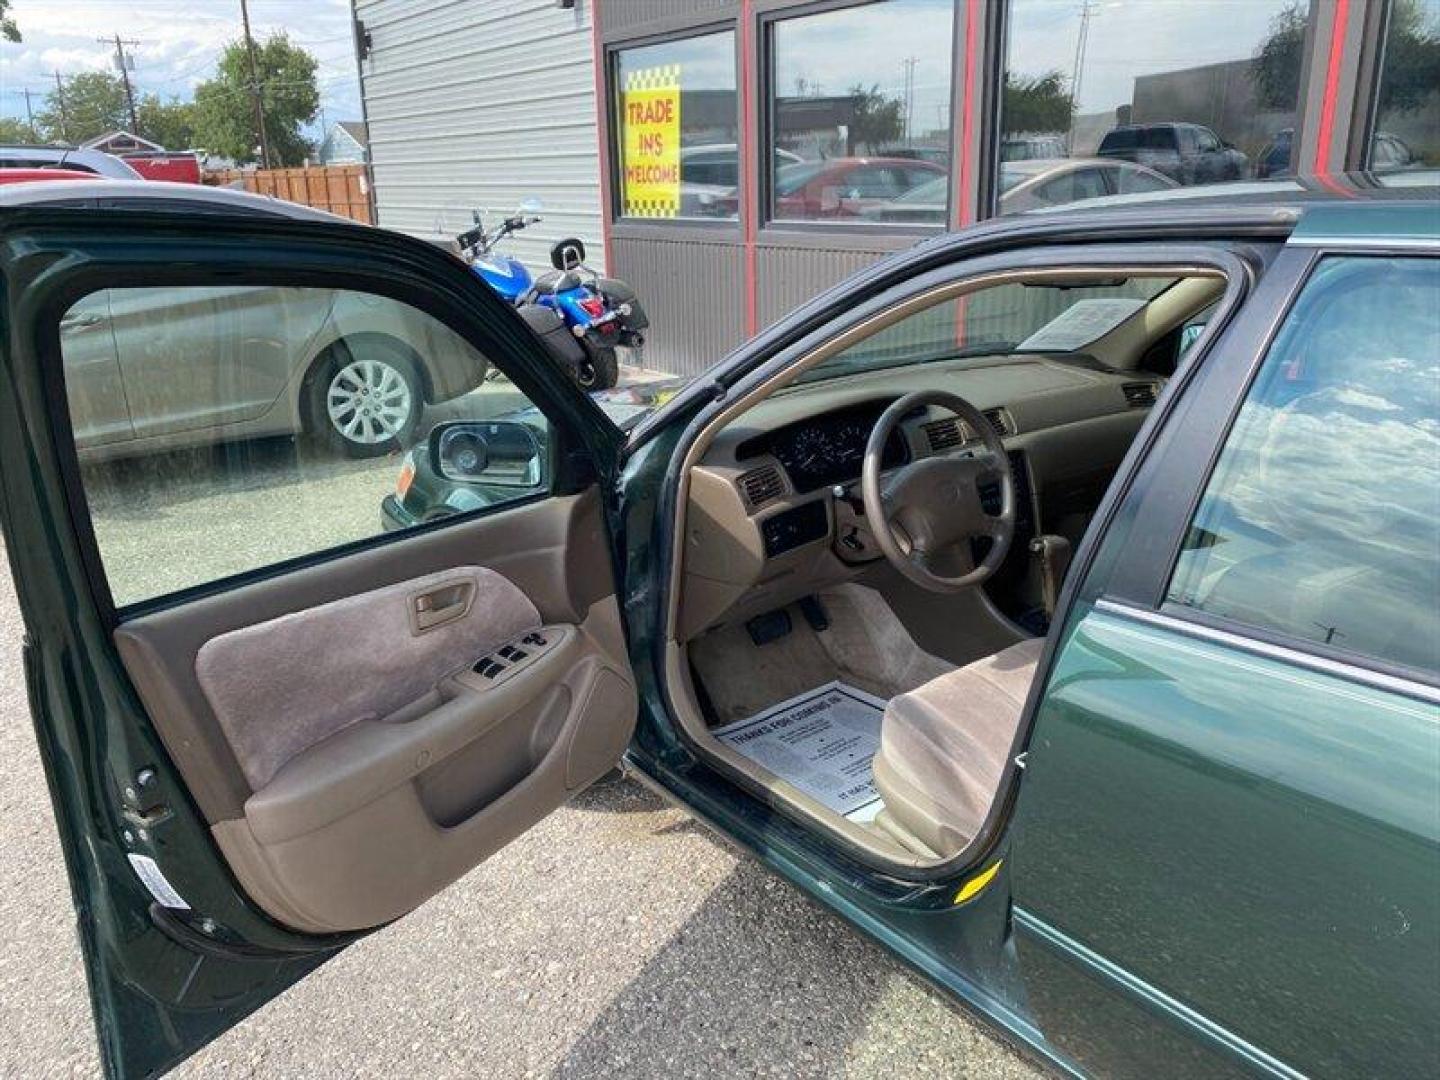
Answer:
[1017,298,1149,352]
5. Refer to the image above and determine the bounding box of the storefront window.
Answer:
[1000,0,1312,211]
[1370,0,1440,170]
[615,32,738,220]
[769,0,954,225]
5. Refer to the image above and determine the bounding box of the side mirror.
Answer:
[430,420,544,488]
[549,237,587,271]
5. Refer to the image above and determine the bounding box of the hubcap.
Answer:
[326,359,413,444]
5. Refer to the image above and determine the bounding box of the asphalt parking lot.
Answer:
[0,373,1042,1078]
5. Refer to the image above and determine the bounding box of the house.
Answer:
[80,130,166,155]
[317,121,368,165]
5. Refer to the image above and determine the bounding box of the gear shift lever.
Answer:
[1029,534,1072,621]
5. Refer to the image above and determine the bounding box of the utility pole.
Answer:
[53,71,70,142]
[98,35,141,134]
[240,0,273,169]
[21,87,36,139]
[900,56,918,145]
[1069,1,1097,123]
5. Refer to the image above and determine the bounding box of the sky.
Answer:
[0,0,362,139]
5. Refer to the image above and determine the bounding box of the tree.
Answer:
[846,84,904,153]
[1,0,20,43]
[137,95,198,150]
[193,33,319,165]
[1251,3,1307,112]
[1371,0,1440,115]
[1002,72,1073,134]
[0,116,35,143]
[37,72,128,144]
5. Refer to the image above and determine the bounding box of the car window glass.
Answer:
[1168,256,1440,675]
[59,286,552,607]
[1370,0,1440,169]
[1116,167,1173,194]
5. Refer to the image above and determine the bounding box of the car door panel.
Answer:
[112,488,634,933]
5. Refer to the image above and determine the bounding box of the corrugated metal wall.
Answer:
[356,0,606,272]
[612,235,747,376]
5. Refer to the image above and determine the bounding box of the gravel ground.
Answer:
[0,382,1044,1078]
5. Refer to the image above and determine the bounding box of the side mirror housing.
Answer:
[430,420,545,488]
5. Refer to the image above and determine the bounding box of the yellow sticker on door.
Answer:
[622,65,681,218]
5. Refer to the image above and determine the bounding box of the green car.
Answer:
[0,178,1436,1079]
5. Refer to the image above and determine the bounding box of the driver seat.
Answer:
[872,638,1042,857]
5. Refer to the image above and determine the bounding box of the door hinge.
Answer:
[119,767,172,838]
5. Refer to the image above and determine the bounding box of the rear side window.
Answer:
[1167,255,1440,675]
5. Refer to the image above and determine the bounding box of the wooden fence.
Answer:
[203,164,373,224]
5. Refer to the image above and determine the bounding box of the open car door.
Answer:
[0,205,638,1077]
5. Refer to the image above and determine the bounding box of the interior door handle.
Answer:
[410,580,476,634]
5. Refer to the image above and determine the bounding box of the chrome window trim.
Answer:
[1094,598,1440,707]
[1286,235,1440,249]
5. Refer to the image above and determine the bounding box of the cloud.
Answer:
[0,0,361,132]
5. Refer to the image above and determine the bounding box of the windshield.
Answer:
[791,277,1177,385]
[1101,127,1177,152]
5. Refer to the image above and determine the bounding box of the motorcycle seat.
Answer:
[531,270,581,296]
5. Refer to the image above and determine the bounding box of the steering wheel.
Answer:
[860,390,1016,593]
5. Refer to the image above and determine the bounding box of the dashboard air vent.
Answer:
[924,417,965,452]
[981,408,1014,437]
[738,464,785,508]
[1122,382,1160,408]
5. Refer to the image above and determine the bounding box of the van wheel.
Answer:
[575,345,619,392]
[308,340,423,458]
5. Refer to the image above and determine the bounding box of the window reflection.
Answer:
[1000,0,1311,212]
[1169,257,1440,675]
[1370,0,1440,170]
[770,0,954,225]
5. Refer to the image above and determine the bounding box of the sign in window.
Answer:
[615,32,738,220]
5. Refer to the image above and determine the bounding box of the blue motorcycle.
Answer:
[457,201,646,391]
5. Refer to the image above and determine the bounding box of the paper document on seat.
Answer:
[713,681,886,821]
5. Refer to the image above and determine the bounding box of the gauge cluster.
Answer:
[758,402,910,492]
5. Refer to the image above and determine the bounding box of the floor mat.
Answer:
[712,681,886,822]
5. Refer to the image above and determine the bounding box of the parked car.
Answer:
[773,155,946,219]
[861,157,1176,221]
[1371,130,1420,170]
[0,143,142,179]
[1,176,1436,1080]
[1,180,489,460]
[0,167,102,185]
[1097,122,1248,184]
[680,142,803,216]
[121,150,202,183]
